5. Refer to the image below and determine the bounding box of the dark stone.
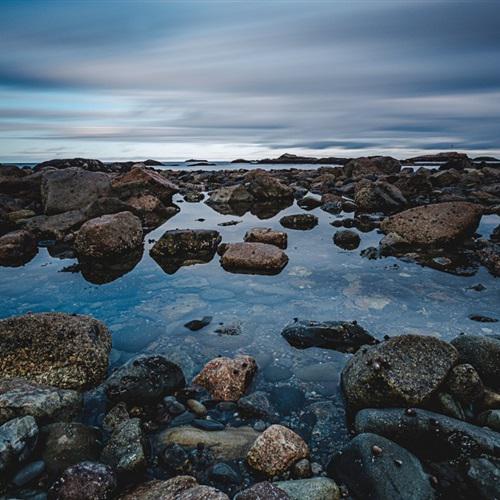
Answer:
[12,460,45,487]
[280,214,318,230]
[333,230,361,250]
[234,481,290,499]
[238,391,278,420]
[263,364,292,382]
[170,411,196,427]
[209,462,241,484]
[192,419,225,431]
[269,386,305,416]
[469,315,498,323]
[0,230,37,267]
[184,316,213,331]
[467,456,500,499]
[297,196,322,210]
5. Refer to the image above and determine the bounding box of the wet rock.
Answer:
[269,386,305,416]
[333,229,361,250]
[208,462,241,484]
[380,202,483,247]
[82,196,135,219]
[207,185,254,205]
[291,458,312,479]
[275,478,340,500]
[247,424,309,476]
[102,403,130,433]
[75,211,143,259]
[469,314,498,322]
[482,388,500,410]
[220,242,288,275]
[354,408,500,460]
[0,230,37,267]
[234,481,290,499]
[184,316,212,331]
[342,334,459,411]
[244,227,288,249]
[280,213,318,230]
[467,456,500,499]
[192,418,225,431]
[321,193,343,214]
[41,422,101,477]
[155,426,259,461]
[435,391,466,420]
[282,319,378,352]
[184,191,204,202]
[446,363,484,404]
[354,180,407,213]
[0,378,81,425]
[12,460,45,487]
[0,313,111,391]
[297,195,322,210]
[127,194,179,228]
[245,170,294,201]
[100,418,146,474]
[344,156,401,178]
[111,166,178,204]
[186,399,207,417]
[238,391,278,420]
[105,355,185,405]
[379,231,410,256]
[48,461,117,500]
[477,410,500,431]
[35,158,108,173]
[119,476,197,500]
[41,168,111,214]
[329,433,434,500]
[150,229,221,274]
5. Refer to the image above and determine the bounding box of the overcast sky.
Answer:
[1,0,499,161]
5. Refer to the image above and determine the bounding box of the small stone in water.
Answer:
[186,399,207,417]
[170,411,195,427]
[371,445,383,456]
[163,397,186,416]
[184,316,213,331]
[253,420,267,432]
[292,458,312,478]
[209,462,241,484]
[12,460,45,487]
[192,418,225,431]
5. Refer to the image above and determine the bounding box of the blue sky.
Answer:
[1,0,499,161]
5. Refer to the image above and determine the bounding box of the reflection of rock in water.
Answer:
[206,198,292,220]
[79,247,143,284]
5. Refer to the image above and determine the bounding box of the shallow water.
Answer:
[1,193,499,454]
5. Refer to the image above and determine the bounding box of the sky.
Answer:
[1,0,499,162]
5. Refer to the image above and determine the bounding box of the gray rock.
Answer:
[207,185,254,205]
[467,456,500,499]
[477,410,500,432]
[328,433,434,500]
[280,214,318,230]
[234,481,290,499]
[275,478,340,500]
[0,230,37,267]
[354,181,407,213]
[220,242,288,275]
[333,229,361,250]
[12,460,45,487]
[446,363,484,404]
[238,391,278,420]
[22,210,87,240]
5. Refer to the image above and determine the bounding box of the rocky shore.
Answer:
[0,152,499,499]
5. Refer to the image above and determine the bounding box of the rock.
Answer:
[82,196,135,219]
[245,170,294,201]
[354,181,407,213]
[344,156,401,178]
[0,416,38,482]
[446,363,484,404]
[105,355,185,405]
[244,227,288,249]
[207,185,254,205]
[342,335,458,411]
[297,196,322,210]
[0,378,81,425]
[477,410,500,431]
[280,214,318,230]
[321,193,343,214]
[127,194,179,228]
[12,460,45,487]
[186,399,207,417]
[192,418,225,431]
[482,388,500,410]
[467,456,500,499]
[329,433,434,500]
[238,391,278,420]
[22,210,87,240]
[155,426,259,461]
[41,422,101,477]
[102,403,130,433]
[0,230,37,266]
[246,424,309,476]
[193,355,257,401]
[119,476,198,500]
[0,313,112,391]
[100,418,146,474]
[354,408,500,459]
[380,202,483,247]
[451,335,500,389]
[379,231,410,256]
[150,229,221,274]
[275,478,340,500]
[333,229,361,250]
[281,319,378,353]
[35,158,107,173]
[184,316,212,331]
[184,191,204,202]
[220,242,288,275]
[291,458,312,479]
[269,386,305,416]
[235,481,290,499]
[208,462,241,484]
[75,211,143,259]
[49,461,117,500]
[111,166,178,204]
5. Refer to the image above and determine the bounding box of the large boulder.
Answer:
[244,170,294,201]
[244,227,288,249]
[380,202,483,247]
[342,335,458,411]
[329,433,434,500]
[75,211,143,259]
[0,313,112,391]
[354,181,407,213]
[0,230,37,266]
[220,242,288,275]
[344,156,401,178]
[41,167,111,215]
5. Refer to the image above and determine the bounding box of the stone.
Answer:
[321,193,343,214]
[0,378,81,425]
[297,195,322,210]
[329,433,434,500]
[35,158,108,173]
[186,399,207,417]
[234,481,290,500]
[355,181,407,213]
[22,210,87,240]
[192,419,225,431]
[238,391,278,420]
[220,242,288,275]
[155,426,259,461]
[477,410,500,431]
[119,476,198,500]
[333,229,361,250]
[127,194,179,228]
[105,355,185,405]
[446,363,484,404]
[244,170,294,201]
[207,185,254,205]
[100,418,146,474]
[344,156,401,178]
[75,211,143,259]
[12,460,45,487]
[184,316,212,331]
[102,403,130,433]
[49,461,117,500]
[41,422,101,476]
[280,214,318,230]
[342,335,458,411]
[0,313,111,391]
[380,202,483,247]
[41,167,111,215]
[193,355,257,401]
[184,191,204,202]
[208,462,241,484]
[0,230,37,266]
[467,456,500,499]
[282,319,378,353]
[275,478,340,500]
[244,227,288,249]
[291,458,312,479]
[451,335,500,389]
[246,424,309,477]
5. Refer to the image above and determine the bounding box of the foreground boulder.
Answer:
[150,229,221,274]
[275,478,340,500]
[0,313,112,390]
[380,202,482,247]
[282,319,378,352]
[342,335,458,410]
[247,424,309,476]
[244,227,288,249]
[329,433,434,500]
[220,242,288,274]
[280,213,318,230]
[0,230,37,266]
[193,355,257,401]
[75,211,143,259]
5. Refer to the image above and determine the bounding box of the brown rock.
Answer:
[344,156,401,178]
[447,363,484,405]
[235,481,290,499]
[220,242,288,274]
[279,214,318,230]
[380,202,482,247]
[244,170,294,201]
[0,230,37,266]
[126,194,179,228]
[244,228,287,249]
[247,424,309,477]
[193,355,257,401]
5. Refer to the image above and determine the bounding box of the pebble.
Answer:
[192,418,225,431]
[12,460,46,487]
[164,397,186,416]
[170,411,195,427]
[209,462,241,484]
[186,399,208,417]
